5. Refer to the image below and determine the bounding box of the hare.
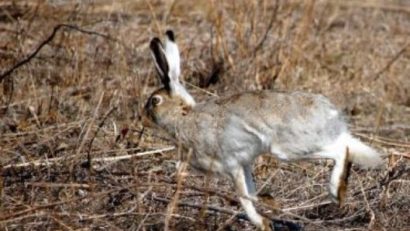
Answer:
[142,30,384,230]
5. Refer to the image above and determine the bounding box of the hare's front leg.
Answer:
[230,167,271,231]
[244,164,258,200]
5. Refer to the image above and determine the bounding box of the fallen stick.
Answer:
[151,195,303,230]
[24,182,92,188]
[354,133,410,149]
[152,195,241,216]
[2,146,175,169]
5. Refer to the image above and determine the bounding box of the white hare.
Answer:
[143,30,384,230]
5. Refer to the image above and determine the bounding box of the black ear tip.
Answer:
[165,30,175,41]
[150,37,162,49]
[150,37,161,44]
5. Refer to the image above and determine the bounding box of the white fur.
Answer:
[232,168,266,228]
[318,132,384,168]
[172,82,196,106]
[164,34,196,106]
[329,109,339,118]
[164,35,181,82]
[328,148,348,198]
[239,197,264,227]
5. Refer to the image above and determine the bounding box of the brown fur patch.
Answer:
[181,105,191,116]
[337,151,352,207]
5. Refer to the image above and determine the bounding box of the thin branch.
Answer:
[354,170,376,229]
[0,24,64,82]
[351,161,409,198]
[0,24,128,83]
[354,132,410,148]
[75,92,105,159]
[253,0,279,56]
[373,42,409,80]
[24,182,91,188]
[331,1,410,14]
[153,195,303,230]
[152,195,239,216]
[52,211,196,223]
[84,106,117,168]
[2,146,175,169]
[164,159,190,230]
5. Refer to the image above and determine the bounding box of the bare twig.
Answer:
[52,211,196,223]
[0,24,128,83]
[164,158,190,230]
[152,195,239,217]
[282,200,332,212]
[49,215,75,231]
[354,132,410,149]
[75,92,105,158]
[353,170,376,229]
[24,182,91,188]
[153,186,303,230]
[331,1,410,14]
[2,146,175,169]
[314,208,367,224]
[0,24,63,82]
[373,42,409,80]
[351,162,409,198]
[84,106,117,168]
[253,0,279,56]
[0,197,79,221]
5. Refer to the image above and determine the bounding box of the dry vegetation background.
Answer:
[0,0,409,230]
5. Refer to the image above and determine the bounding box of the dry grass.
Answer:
[1,0,409,230]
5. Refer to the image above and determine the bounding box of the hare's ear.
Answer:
[151,31,196,106]
[164,30,196,106]
[164,30,181,84]
[150,37,171,92]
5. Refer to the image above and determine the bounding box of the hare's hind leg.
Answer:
[332,150,352,205]
[315,149,352,205]
[230,167,270,230]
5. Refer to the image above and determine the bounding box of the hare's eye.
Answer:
[151,95,163,106]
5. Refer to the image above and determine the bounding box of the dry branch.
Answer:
[24,182,91,188]
[373,42,409,80]
[83,106,117,168]
[354,132,410,149]
[333,1,410,14]
[152,195,241,217]
[0,24,128,83]
[2,146,175,169]
[253,0,279,56]
[152,195,303,230]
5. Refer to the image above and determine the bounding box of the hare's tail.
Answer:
[322,133,385,168]
[340,133,384,168]
[321,132,384,204]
